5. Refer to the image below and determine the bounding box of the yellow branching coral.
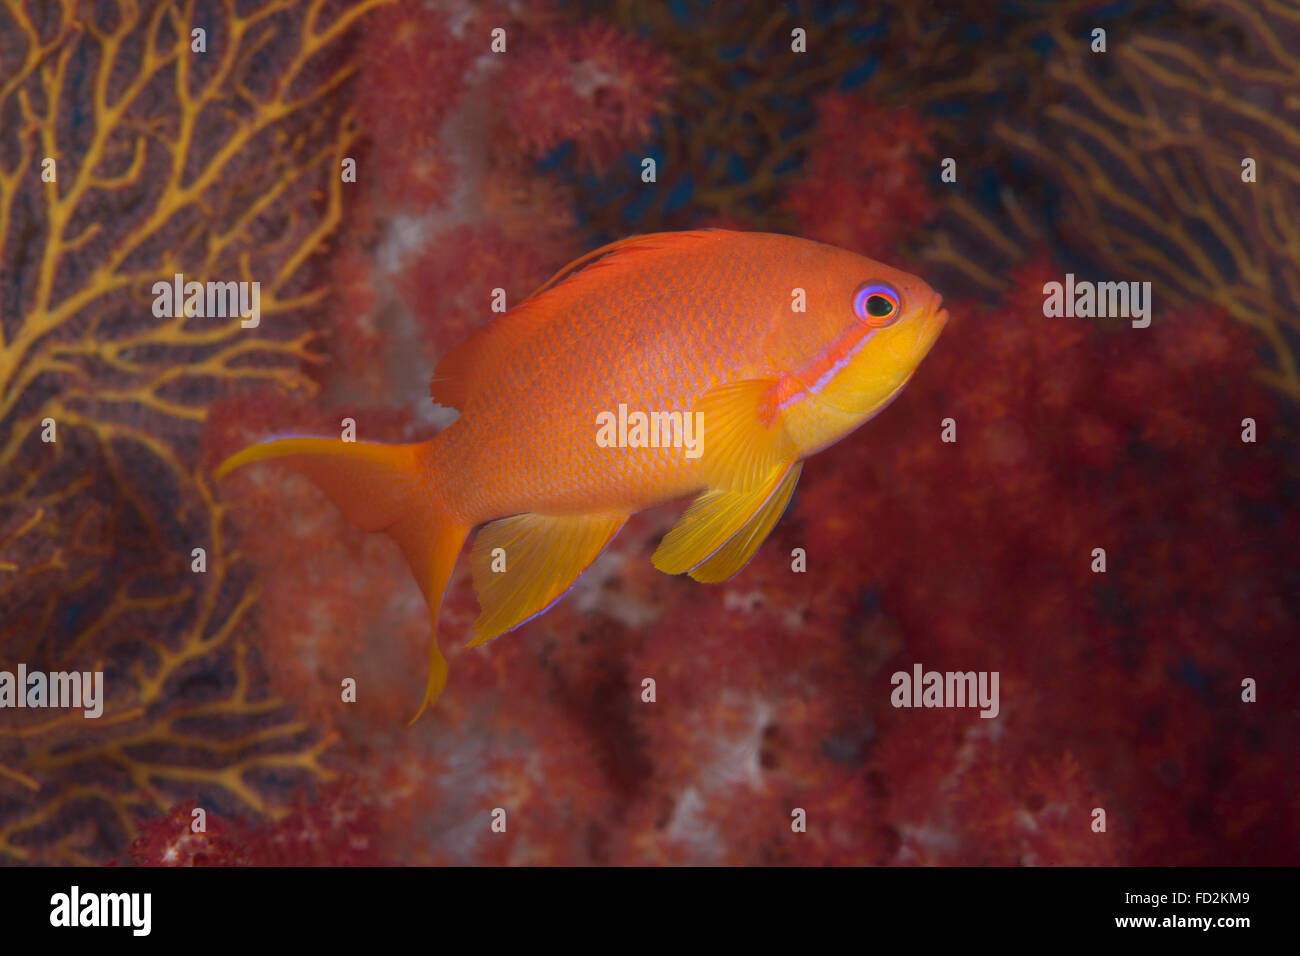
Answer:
[0,0,386,863]
[990,1,1300,400]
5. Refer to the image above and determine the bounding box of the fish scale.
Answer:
[434,235,784,518]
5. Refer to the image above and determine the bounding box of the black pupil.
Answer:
[867,294,894,318]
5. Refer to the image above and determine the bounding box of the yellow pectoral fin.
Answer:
[688,461,802,583]
[693,378,796,491]
[467,511,627,648]
[652,461,798,577]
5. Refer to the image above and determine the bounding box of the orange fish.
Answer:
[216,230,948,720]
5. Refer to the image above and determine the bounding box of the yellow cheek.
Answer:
[779,357,912,457]
[827,355,911,411]
[780,393,860,457]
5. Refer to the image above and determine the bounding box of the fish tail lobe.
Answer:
[215,436,470,723]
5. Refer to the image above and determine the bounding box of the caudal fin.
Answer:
[215,437,469,723]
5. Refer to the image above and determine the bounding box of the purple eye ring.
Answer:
[853,282,901,326]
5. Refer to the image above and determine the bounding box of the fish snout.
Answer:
[926,289,946,321]
[915,292,948,351]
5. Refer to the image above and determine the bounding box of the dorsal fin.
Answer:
[520,229,724,300]
[429,230,729,409]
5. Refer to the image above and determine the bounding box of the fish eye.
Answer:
[852,282,901,327]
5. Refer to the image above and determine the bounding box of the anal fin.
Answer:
[688,461,802,583]
[468,511,626,647]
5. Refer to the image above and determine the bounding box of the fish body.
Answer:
[217,230,948,720]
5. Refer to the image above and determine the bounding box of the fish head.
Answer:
[768,245,948,456]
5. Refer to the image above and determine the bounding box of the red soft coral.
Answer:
[125,780,385,866]
[783,93,936,258]
[820,260,1297,864]
[125,803,248,867]
[396,221,573,359]
[203,392,430,730]
[493,22,676,173]
[356,5,475,209]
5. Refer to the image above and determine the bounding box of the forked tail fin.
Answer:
[215,437,469,723]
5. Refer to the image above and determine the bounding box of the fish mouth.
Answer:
[929,306,949,337]
[914,304,949,355]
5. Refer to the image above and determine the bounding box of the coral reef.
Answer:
[780,93,935,259]
[835,264,1297,864]
[987,0,1300,400]
[124,777,383,866]
[0,0,378,862]
[2,0,1296,866]
[494,21,676,174]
